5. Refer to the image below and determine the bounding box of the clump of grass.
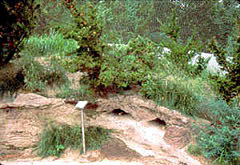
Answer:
[19,28,79,92]
[36,123,111,158]
[23,29,78,57]
[140,57,212,116]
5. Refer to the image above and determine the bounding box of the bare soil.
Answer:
[0,93,211,165]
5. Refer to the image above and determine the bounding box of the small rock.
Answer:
[163,126,191,149]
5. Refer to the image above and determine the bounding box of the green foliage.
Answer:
[0,0,37,66]
[98,36,160,89]
[159,9,207,76]
[23,29,78,57]
[23,29,79,73]
[20,52,67,92]
[20,28,83,92]
[36,123,111,157]
[192,99,240,165]
[213,0,240,45]
[139,58,210,116]
[56,82,94,101]
[33,0,74,35]
[209,21,240,103]
[97,0,155,43]
[63,0,106,91]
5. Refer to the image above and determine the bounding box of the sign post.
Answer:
[75,101,88,154]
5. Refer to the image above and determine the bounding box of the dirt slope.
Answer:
[0,93,210,165]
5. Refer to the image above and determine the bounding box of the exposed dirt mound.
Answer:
[0,93,210,165]
[100,138,141,161]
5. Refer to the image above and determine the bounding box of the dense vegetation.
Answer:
[0,0,239,164]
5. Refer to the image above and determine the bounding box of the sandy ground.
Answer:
[1,160,143,165]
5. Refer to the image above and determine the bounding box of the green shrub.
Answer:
[36,123,111,157]
[62,1,159,95]
[63,0,106,90]
[98,36,161,89]
[192,99,240,165]
[208,21,240,103]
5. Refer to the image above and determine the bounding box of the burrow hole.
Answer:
[148,118,167,127]
[110,109,130,116]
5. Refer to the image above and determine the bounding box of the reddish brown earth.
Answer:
[0,93,211,165]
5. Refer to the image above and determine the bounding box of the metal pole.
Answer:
[75,101,88,155]
[81,109,86,154]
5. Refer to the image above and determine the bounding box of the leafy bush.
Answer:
[36,123,111,157]
[98,36,161,89]
[63,0,106,91]
[192,99,240,165]
[62,1,160,95]
[0,0,37,66]
[208,21,240,103]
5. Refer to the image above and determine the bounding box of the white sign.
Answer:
[75,101,88,110]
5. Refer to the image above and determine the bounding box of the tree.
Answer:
[0,0,37,67]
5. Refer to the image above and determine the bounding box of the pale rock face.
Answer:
[163,126,191,149]
[0,93,203,164]
[96,94,193,148]
[190,52,222,74]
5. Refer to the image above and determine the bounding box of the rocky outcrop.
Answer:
[0,93,74,159]
[0,93,203,164]
[0,93,64,110]
[163,126,191,149]
[96,95,192,149]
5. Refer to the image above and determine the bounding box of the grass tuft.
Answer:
[35,123,111,158]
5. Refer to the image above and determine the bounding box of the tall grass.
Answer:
[20,29,80,91]
[23,29,78,57]
[140,57,214,117]
[36,123,111,157]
